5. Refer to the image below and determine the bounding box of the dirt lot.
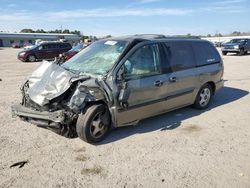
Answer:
[0,47,250,188]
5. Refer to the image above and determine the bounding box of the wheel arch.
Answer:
[206,81,216,95]
[85,100,116,129]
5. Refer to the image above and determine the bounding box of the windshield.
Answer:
[229,39,246,44]
[62,40,128,75]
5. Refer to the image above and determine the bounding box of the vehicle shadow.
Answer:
[99,86,249,145]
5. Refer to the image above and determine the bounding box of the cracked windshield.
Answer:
[62,40,128,75]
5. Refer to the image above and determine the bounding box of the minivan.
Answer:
[12,35,224,143]
[17,41,72,62]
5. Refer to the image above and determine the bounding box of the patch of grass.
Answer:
[182,124,201,133]
[81,165,103,175]
[75,154,88,162]
[74,147,86,153]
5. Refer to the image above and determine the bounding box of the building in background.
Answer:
[0,32,81,47]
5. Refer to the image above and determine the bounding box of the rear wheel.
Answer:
[193,84,213,109]
[27,55,36,62]
[239,49,245,56]
[76,104,110,143]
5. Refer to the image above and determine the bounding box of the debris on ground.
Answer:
[10,160,29,168]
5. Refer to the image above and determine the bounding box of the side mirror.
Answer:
[117,66,125,81]
[118,82,130,109]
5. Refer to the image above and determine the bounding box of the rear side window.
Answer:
[50,43,59,49]
[163,42,195,72]
[192,42,221,66]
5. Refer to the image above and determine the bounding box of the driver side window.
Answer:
[124,44,161,80]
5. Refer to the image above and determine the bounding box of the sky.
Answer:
[0,0,249,37]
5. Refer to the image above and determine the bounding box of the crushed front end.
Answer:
[11,61,109,138]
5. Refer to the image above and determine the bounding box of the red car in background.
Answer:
[12,42,22,48]
[63,43,86,61]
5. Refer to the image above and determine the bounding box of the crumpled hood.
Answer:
[27,61,89,106]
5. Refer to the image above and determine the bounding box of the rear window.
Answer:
[163,42,196,72]
[192,42,221,66]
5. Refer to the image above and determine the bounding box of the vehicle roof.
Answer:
[107,34,203,43]
[40,41,71,45]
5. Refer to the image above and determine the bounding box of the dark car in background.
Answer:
[62,43,86,61]
[18,42,72,62]
[221,38,250,56]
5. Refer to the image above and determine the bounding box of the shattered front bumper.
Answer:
[11,104,65,123]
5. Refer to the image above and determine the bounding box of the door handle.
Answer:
[154,80,163,87]
[169,77,177,83]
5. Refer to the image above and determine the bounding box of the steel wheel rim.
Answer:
[199,88,211,107]
[90,111,108,139]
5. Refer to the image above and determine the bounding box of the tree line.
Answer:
[206,31,250,37]
[19,28,250,39]
[20,28,98,41]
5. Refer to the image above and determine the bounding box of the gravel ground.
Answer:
[0,47,250,188]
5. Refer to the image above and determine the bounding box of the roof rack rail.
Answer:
[134,34,167,39]
[164,36,201,39]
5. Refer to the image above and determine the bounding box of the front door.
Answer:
[115,43,165,125]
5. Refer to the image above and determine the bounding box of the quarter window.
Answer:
[163,42,196,72]
[124,44,161,79]
[192,42,221,66]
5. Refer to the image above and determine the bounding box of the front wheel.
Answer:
[76,104,111,143]
[193,84,213,109]
[27,55,36,62]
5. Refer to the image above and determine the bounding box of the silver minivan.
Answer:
[12,35,224,143]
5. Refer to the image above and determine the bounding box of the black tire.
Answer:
[239,49,245,56]
[27,54,36,62]
[193,84,213,109]
[76,104,110,143]
[222,51,227,56]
